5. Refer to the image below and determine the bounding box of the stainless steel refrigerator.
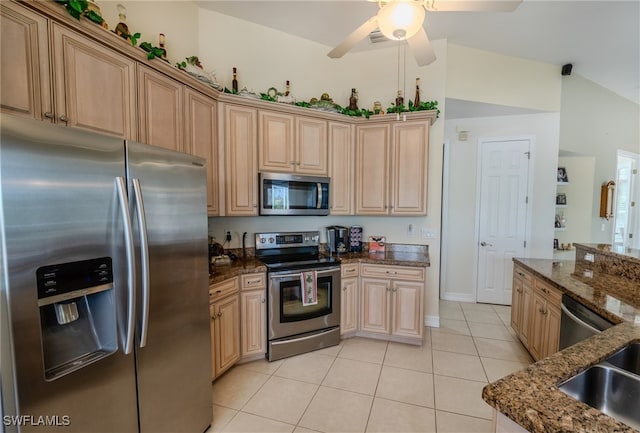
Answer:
[0,116,212,433]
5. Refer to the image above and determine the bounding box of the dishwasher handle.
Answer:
[561,303,602,335]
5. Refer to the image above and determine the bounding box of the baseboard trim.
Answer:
[424,315,440,328]
[441,292,475,303]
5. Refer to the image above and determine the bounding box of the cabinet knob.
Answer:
[392,288,397,292]
[261,298,265,303]
[44,112,55,119]
[217,312,222,318]
[211,315,216,320]
[59,115,69,123]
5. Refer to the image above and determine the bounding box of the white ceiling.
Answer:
[197,0,640,112]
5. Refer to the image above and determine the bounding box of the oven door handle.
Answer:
[270,267,340,280]
[270,327,338,347]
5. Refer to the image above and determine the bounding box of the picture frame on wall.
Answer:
[556,193,567,205]
[557,167,569,183]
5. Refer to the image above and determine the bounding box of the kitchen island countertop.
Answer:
[482,258,640,433]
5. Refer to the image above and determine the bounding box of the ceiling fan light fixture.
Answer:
[377,1,425,41]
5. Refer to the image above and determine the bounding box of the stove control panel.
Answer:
[255,231,320,250]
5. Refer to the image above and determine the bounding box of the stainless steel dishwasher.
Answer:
[559,294,615,350]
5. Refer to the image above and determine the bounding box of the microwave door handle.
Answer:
[132,178,150,348]
[317,183,322,209]
[115,177,136,355]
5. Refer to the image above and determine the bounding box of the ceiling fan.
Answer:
[327,0,523,66]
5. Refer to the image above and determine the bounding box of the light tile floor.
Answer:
[208,300,533,433]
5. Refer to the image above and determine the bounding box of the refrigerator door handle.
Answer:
[132,178,150,348]
[115,177,136,355]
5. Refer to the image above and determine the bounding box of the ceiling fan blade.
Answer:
[426,0,522,12]
[407,27,436,66]
[327,16,378,59]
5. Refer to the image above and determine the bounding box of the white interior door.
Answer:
[476,139,530,305]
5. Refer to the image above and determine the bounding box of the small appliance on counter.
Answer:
[327,226,348,254]
[209,240,231,266]
[349,226,363,252]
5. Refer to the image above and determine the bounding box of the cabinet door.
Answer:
[520,279,533,348]
[391,280,423,339]
[185,89,218,215]
[355,124,390,215]
[240,290,266,358]
[0,2,52,120]
[296,117,328,175]
[215,295,240,377]
[528,291,546,361]
[329,122,354,215]
[209,304,217,380]
[360,278,390,334]
[258,111,294,172]
[390,121,428,215]
[543,304,561,359]
[340,277,358,336]
[137,65,183,151]
[511,274,523,336]
[52,23,136,139]
[224,104,258,215]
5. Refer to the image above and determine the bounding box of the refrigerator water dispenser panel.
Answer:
[37,257,117,381]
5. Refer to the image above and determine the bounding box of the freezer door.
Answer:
[126,141,212,433]
[0,116,138,432]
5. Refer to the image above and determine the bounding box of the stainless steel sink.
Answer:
[605,343,640,376]
[558,365,640,430]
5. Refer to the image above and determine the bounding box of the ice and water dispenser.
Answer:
[36,257,117,381]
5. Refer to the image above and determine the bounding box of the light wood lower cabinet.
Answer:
[240,273,267,361]
[358,264,424,344]
[209,278,240,380]
[511,264,533,349]
[529,279,561,361]
[340,263,359,336]
[511,264,561,361]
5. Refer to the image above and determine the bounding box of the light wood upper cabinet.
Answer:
[296,117,328,175]
[52,23,136,138]
[329,122,354,215]
[259,111,294,172]
[258,110,328,175]
[224,104,258,216]
[356,121,429,216]
[185,89,218,215]
[0,2,51,121]
[137,65,183,151]
[390,121,429,215]
[355,124,390,215]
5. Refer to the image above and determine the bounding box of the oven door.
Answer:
[268,266,340,340]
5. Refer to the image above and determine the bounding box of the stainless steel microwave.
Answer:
[259,172,330,216]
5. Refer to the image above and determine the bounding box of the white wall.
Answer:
[198,9,447,322]
[559,74,640,243]
[446,44,562,112]
[442,113,560,301]
[99,1,199,64]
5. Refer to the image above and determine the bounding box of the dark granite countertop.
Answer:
[208,258,267,285]
[338,244,430,268]
[575,242,640,264]
[482,258,640,433]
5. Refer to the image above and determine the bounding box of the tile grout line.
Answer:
[363,340,390,433]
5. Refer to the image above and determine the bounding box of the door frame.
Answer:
[473,135,535,303]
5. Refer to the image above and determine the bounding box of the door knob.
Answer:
[480,242,493,247]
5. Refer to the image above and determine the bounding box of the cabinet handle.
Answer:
[211,314,216,320]
[517,271,525,277]
[44,112,55,119]
[261,298,265,303]
[216,290,222,294]
[246,279,260,285]
[342,287,347,291]
[59,115,69,123]
[386,271,398,275]
[391,288,397,292]
[217,312,222,318]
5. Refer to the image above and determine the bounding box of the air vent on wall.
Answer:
[368,29,390,44]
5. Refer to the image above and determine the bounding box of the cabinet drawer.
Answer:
[241,273,266,290]
[534,279,562,306]
[209,277,239,303]
[360,264,425,281]
[513,265,533,284]
[341,263,359,278]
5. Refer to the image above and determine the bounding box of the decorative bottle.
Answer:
[395,90,404,108]
[414,78,421,107]
[114,4,130,39]
[284,80,290,96]
[348,88,358,110]
[232,67,238,93]
[158,33,167,59]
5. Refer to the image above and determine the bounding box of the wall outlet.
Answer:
[422,228,435,239]
[225,230,232,242]
[407,224,415,237]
